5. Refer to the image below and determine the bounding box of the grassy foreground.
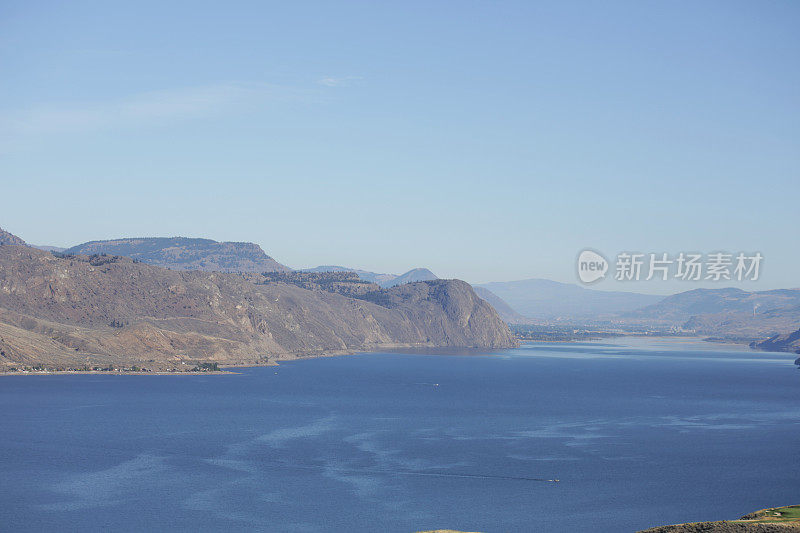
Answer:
[638,505,800,532]
[413,506,800,533]
[737,505,800,524]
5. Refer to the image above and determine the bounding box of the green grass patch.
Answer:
[734,504,800,523]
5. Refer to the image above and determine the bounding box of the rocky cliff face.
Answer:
[0,246,515,370]
[360,279,517,348]
[64,237,290,273]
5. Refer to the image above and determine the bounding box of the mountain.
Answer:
[625,288,800,339]
[302,265,397,286]
[383,268,438,287]
[625,288,800,322]
[32,245,66,252]
[477,278,662,320]
[682,305,800,339]
[303,266,438,288]
[0,226,26,246]
[260,270,381,297]
[0,246,514,371]
[472,287,529,324]
[751,328,800,354]
[64,237,290,273]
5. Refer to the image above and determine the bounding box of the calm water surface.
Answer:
[1,338,798,532]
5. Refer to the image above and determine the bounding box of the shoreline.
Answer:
[0,370,239,377]
[0,342,449,376]
[0,336,777,376]
[517,334,750,347]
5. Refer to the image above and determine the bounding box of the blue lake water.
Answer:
[1,338,799,532]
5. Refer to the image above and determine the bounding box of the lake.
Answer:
[1,338,798,532]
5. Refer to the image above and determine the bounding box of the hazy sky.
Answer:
[1,1,797,293]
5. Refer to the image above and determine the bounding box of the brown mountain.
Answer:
[0,246,515,371]
[64,237,290,273]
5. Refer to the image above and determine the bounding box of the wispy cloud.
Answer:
[316,75,363,87]
[0,82,303,147]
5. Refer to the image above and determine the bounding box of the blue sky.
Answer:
[1,1,797,293]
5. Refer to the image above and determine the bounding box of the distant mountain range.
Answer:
[472,287,529,324]
[302,266,398,286]
[64,237,290,273]
[4,225,799,347]
[303,266,438,288]
[473,279,800,341]
[476,278,662,320]
[385,268,438,287]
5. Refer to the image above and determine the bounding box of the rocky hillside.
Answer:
[640,523,798,532]
[683,306,800,340]
[0,226,26,246]
[259,271,381,297]
[626,288,800,341]
[0,246,515,371]
[752,328,800,354]
[627,288,800,323]
[64,237,290,273]
[638,504,800,532]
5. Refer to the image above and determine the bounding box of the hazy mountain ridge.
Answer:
[625,288,800,339]
[0,246,515,371]
[472,278,800,342]
[384,268,438,287]
[303,265,438,288]
[64,237,290,273]
[625,288,800,322]
[472,287,530,324]
[477,278,663,320]
[31,245,66,252]
[301,265,398,286]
